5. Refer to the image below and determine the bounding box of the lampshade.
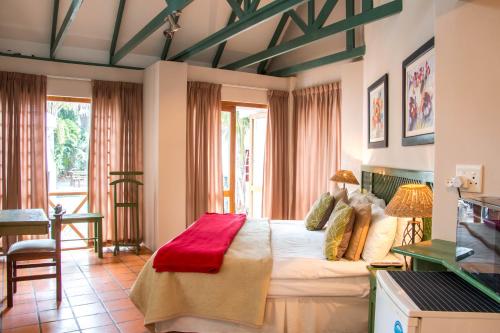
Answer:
[385,184,433,218]
[330,170,359,185]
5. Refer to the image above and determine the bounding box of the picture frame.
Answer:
[367,74,389,149]
[402,37,435,146]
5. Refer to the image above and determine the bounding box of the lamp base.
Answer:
[401,218,424,270]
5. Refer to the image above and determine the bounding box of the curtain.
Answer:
[262,90,292,219]
[291,82,341,219]
[186,81,224,226]
[88,80,143,243]
[0,71,48,248]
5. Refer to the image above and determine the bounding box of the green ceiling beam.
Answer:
[222,0,402,70]
[346,0,355,50]
[257,12,289,74]
[50,0,83,58]
[226,0,244,19]
[169,0,308,62]
[312,0,339,29]
[161,15,179,60]
[212,0,243,68]
[308,0,315,26]
[249,0,261,12]
[109,0,126,64]
[50,0,59,55]
[111,0,193,65]
[287,10,308,33]
[0,52,143,70]
[363,0,374,11]
[268,45,365,77]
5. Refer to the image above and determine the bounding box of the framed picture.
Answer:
[368,74,388,149]
[402,37,435,146]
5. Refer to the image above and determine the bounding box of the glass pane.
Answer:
[221,111,231,192]
[224,196,230,213]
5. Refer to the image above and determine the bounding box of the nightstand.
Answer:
[367,265,403,333]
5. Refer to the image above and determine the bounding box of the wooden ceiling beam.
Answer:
[50,0,83,58]
[169,0,308,62]
[222,0,402,71]
[109,0,127,64]
[111,0,193,65]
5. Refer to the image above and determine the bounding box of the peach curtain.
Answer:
[0,71,48,248]
[88,80,143,243]
[186,82,224,226]
[291,82,341,219]
[262,90,292,219]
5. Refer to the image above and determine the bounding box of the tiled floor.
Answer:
[0,247,153,333]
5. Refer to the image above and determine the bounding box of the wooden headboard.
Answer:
[360,165,434,240]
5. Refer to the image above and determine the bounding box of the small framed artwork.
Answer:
[368,74,389,149]
[402,37,435,146]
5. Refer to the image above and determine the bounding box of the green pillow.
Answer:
[324,201,355,260]
[304,192,335,230]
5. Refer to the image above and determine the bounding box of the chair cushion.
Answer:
[8,239,56,255]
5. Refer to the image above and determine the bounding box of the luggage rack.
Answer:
[110,171,143,255]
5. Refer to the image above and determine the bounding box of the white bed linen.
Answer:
[153,220,391,332]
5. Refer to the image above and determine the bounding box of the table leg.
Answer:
[94,221,98,253]
[97,219,103,259]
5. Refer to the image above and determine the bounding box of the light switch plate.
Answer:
[456,164,483,193]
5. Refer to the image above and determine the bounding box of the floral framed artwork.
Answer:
[402,37,435,146]
[368,74,388,149]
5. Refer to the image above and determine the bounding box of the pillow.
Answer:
[324,201,355,260]
[304,192,335,230]
[344,203,372,261]
[348,189,386,209]
[324,188,349,228]
[361,204,397,262]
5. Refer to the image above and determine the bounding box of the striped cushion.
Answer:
[304,192,335,231]
[324,201,355,260]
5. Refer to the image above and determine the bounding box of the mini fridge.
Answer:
[374,271,500,333]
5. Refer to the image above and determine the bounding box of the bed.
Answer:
[133,166,434,333]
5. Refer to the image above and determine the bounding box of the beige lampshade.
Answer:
[330,170,359,185]
[385,184,433,218]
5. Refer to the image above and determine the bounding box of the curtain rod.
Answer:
[47,74,91,82]
[222,83,268,91]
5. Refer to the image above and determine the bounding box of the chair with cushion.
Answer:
[6,205,65,307]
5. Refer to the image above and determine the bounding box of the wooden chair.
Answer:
[6,205,65,307]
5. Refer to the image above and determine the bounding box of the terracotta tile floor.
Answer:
[0,247,153,333]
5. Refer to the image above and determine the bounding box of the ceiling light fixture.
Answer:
[163,11,181,39]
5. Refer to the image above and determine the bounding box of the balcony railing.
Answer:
[48,191,88,241]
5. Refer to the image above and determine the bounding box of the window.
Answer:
[221,102,267,217]
[47,96,91,248]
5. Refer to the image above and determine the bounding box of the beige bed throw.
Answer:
[130,219,273,327]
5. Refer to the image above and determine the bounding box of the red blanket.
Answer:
[152,213,246,273]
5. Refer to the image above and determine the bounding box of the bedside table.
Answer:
[367,265,403,333]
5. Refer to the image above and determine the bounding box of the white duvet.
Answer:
[270,220,394,280]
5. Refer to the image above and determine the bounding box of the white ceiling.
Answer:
[0,0,360,74]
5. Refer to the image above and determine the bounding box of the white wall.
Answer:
[362,0,435,171]
[0,56,143,97]
[432,0,500,240]
[143,61,292,250]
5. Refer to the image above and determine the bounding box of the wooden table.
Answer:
[0,209,50,252]
[50,213,104,259]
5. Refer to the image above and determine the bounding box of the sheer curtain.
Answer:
[88,80,143,243]
[0,71,48,248]
[291,82,341,219]
[262,90,292,219]
[186,81,224,226]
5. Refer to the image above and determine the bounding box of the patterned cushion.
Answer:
[324,201,355,260]
[344,203,372,261]
[304,192,335,231]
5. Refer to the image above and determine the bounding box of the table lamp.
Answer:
[330,170,359,189]
[385,184,433,245]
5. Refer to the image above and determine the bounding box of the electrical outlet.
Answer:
[456,165,483,193]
